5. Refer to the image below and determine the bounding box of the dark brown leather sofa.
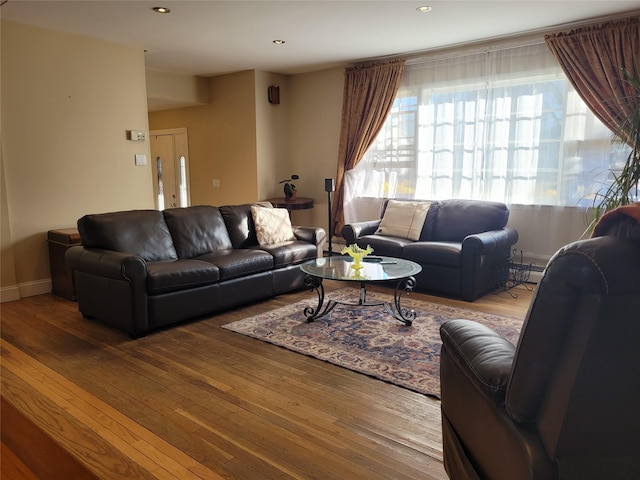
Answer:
[439,222,640,479]
[66,204,326,338]
[342,199,518,301]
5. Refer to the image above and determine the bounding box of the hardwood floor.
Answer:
[1,281,534,479]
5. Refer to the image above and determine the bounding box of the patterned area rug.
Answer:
[222,290,523,398]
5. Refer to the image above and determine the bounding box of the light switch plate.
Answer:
[135,154,147,166]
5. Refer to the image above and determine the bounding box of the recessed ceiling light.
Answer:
[273,40,286,45]
[416,6,432,13]
[152,7,171,14]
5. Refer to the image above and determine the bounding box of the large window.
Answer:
[349,41,630,208]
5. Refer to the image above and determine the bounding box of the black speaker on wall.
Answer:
[325,178,335,255]
[268,85,280,104]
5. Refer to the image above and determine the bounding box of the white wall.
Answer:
[507,204,592,267]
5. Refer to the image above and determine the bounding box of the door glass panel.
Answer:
[156,156,165,210]
[179,155,188,207]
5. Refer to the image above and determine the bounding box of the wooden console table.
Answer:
[266,197,314,211]
[48,228,81,300]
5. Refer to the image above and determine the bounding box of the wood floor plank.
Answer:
[1,340,225,480]
[1,281,534,479]
[1,440,39,480]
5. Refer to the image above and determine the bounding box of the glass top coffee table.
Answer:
[300,256,422,325]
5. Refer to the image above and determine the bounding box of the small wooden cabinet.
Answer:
[265,197,314,211]
[47,228,81,300]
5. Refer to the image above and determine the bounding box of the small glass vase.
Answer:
[351,253,366,270]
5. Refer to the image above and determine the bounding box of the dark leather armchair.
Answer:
[439,215,640,479]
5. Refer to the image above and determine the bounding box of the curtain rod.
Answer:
[405,38,546,65]
[362,10,640,66]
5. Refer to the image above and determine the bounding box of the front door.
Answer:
[150,127,191,209]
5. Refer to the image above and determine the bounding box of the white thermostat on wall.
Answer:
[127,130,147,141]
[135,154,147,166]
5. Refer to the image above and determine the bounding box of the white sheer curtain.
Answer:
[345,40,629,223]
[344,169,395,223]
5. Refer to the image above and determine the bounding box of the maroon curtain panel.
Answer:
[545,17,640,145]
[331,59,405,236]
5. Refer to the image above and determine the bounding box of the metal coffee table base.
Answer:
[303,276,418,326]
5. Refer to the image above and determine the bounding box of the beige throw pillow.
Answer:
[375,200,431,241]
[251,205,296,245]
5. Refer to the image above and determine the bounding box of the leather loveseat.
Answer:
[66,203,326,338]
[342,199,518,301]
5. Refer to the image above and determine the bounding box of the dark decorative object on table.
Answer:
[279,174,299,200]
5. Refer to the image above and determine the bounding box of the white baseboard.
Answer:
[528,270,544,284]
[0,279,52,303]
[0,286,21,303]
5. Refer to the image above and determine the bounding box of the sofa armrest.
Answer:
[293,226,327,258]
[66,246,150,337]
[293,226,326,246]
[462,227,519,255]
[440,319,516,406]
[341,220,381,244]
[66,246,147,281]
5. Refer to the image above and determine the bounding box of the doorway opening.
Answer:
[150,127,191,209]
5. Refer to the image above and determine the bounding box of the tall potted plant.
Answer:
[588,66,640,234]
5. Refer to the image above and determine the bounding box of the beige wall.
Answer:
[148,67,346,230]
[1,21,153,300]
[146,69,210,112]
[148,71,259,206]
[0,18,587,301]
[1,19,346,301]
[254,71,290,202]
[288,67,344,228]
[1,155,18,301]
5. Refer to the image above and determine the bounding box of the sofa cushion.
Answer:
[146,259,220,295]
[355,235,413,259]
[403,242,463,268]
[163,205,233,258]
[197,249,273,281]
[77,210,177,261]
[250,206,296,245]
[254,242,317,268]
[219,204,259,248]
[418,202,440,240]
[433,200,509,242]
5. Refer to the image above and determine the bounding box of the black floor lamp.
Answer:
[325,178,335,256]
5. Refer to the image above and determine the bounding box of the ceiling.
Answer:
[3,1,639,78]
